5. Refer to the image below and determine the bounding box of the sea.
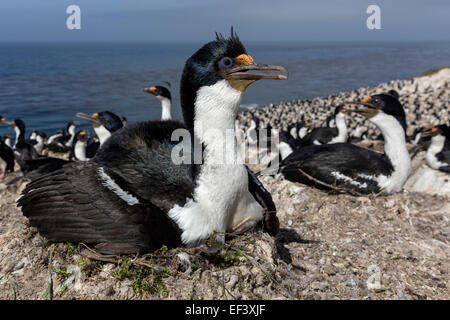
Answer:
[0,41,449,138]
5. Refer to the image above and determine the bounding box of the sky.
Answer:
[0,0,449,42]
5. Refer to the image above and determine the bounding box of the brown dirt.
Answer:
[1,169,448,300]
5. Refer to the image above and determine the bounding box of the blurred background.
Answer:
[0,0,449,136]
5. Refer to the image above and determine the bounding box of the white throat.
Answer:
[426,134,446,169]
[157,96,172,121]
[65,125,76,147]
[289,127,298,139]
[299,127,308,139]
[330,112,348,143]
[74,140,87,161]
[4,138,11,148]
[413,132,422,145]
[169,80,263,245]
[34,136,44,154]
[370,112,411,193]
[14,126,20,146]
[94,125,111,146]
[279,141,293,160]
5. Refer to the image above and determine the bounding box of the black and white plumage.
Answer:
[44,121,77,153]
[11,119,40,170]
[19,31,285,254]
[143,86,173,120]
[245,115,261,145]
[279,93,411,195]
[30,131,46,155]
[423,125,450,173]
[0,139,15,178]
[20,131,91,181]
[0,117,15,178]
[299,105,348,146]
[76,111,123,157]
[288,119,310,141]
[349,125,368,143]
[70,130,90,161]
[3,134,12,148]
[46,129,64,146]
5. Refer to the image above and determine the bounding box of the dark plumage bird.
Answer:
[0,116,15,178]
[299,105,348,146]
[288,119,310,141]
[44,121,77,154]
[423,125,450,173]
[19,31,286,254]
[143,86,173,120]
[11,119,40,171]
[76,111,123,157]
[3,134,13,148]
[70,130,90,161]
[86,137,100,159]
[20,131,91,181]
[245,115,261,145]
[279,93,411,195]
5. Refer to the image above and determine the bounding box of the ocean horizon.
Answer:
[1,41,449,137]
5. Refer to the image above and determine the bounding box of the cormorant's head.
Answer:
[387,89,400,100]
[76,111,123,133]
[143,86,172,101]
[13,119,26,132]
[298,119,310,129]
[36,131,46,139]
[422,124,450,139]
[345,92,407,133]
[76,130,88,143]
[333,104,347,117]
[180,28,288,130]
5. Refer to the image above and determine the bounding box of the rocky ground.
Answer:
[0,68,449,300]
[237,66,450,140]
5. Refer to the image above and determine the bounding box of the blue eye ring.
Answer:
[219,57,233,69]
[372,97,381,105]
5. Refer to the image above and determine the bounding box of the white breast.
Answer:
[94,125,111,146]
[74,140,87,161]
[168,80,263,246]
[426,135,446,170]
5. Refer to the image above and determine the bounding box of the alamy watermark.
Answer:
[366,5,381,30]
[169,127,281,174]
[66,5,81,30]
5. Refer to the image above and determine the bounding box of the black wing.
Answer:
[18,120,191,254]
[280,143,393,194]
[94,120,195,211]
[300,127,338,146]
[86,140,99,158]
[436,150,450,165]
[14,140,40,171]
[18,162,182,254]
[44,143,71,153]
